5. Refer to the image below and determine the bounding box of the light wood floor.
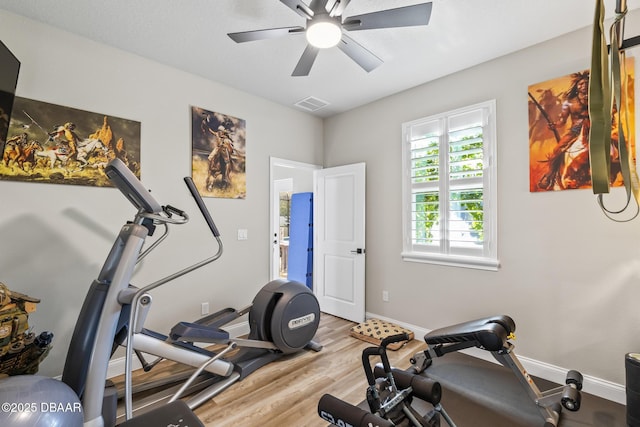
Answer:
[119,314,427,427]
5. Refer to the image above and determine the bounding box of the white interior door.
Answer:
[314,163,366,323]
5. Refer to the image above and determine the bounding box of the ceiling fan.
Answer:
[227,0,433,76]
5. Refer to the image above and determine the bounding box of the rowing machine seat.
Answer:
[425,315,515,353]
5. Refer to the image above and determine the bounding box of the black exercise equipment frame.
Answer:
[410,315,583,427]
[319,333,456,427]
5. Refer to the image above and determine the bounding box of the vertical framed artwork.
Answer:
[528,60,635,192]
[191,106,246,199]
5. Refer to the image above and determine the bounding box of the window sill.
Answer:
[401,251,500,271]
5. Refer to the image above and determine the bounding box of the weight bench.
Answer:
[410,315,582,427]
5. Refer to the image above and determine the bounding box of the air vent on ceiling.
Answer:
[294,96,330,112]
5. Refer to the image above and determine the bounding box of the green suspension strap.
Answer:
[589,0,640,220]
[589,0,612,195]
[609,8,639,219]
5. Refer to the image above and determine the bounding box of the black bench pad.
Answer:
[425,315,516,352]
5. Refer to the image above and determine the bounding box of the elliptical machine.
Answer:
[116,275,323,419]
[0,158,321,426]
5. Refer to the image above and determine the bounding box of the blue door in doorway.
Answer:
[287,192,313,289]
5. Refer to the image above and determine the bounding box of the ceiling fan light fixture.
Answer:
[306,18,342,49]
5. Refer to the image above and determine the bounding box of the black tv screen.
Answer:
[0,40,20,144]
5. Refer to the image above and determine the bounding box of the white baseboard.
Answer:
[366,312,626,405]
[106,321,251,379]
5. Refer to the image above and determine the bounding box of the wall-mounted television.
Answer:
[0,40,20,144]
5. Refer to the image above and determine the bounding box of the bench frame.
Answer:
[410,316,582,427]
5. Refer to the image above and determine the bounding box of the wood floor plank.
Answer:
[115,313,426,426]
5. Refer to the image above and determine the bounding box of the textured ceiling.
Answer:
[0,0,635,118]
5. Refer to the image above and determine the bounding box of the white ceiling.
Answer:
[0,0,635,118]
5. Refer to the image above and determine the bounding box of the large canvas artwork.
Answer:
[0,97,141,186]
[191,106,246,199]
[528,61,635,192]
[0,40,20,146]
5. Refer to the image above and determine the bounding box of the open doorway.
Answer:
[269,157,321,281]
[274,179,292,278]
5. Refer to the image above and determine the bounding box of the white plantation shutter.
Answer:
[402,100,498,270]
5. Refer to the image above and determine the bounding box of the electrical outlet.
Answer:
[382,291,389,302]
[201,302,210,316]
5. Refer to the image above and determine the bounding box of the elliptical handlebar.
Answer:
[104,157,224,292]
[184,177,221,238]
[164,204,187,218]
[105,159,221,239]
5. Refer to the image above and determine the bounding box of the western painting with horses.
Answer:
[0,96,141,187]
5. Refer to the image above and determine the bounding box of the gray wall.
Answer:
[324,9,640,389]
[0,10,323,377]
[2,4,640,398]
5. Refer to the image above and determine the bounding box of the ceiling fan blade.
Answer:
[280,0,315,20]
[337,33,382,72]
[326,0,351,17]
[228,26,304,43]
[342,2,432,31]
[292,44,320,76]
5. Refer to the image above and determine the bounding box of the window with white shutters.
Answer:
[401,100,498,270]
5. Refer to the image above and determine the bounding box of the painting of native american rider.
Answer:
[528,61,635,192]
[191,106,246,199]
[0,97,141,187]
